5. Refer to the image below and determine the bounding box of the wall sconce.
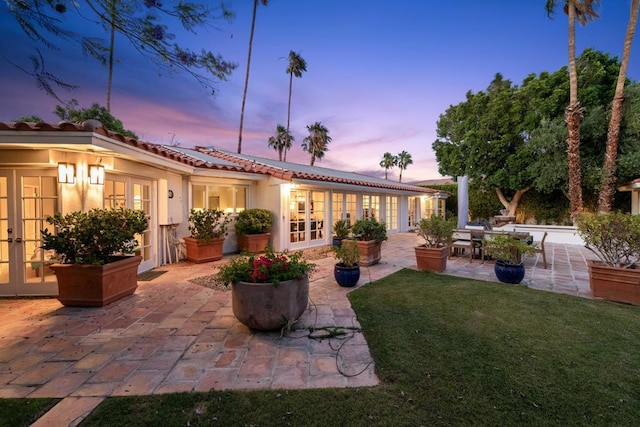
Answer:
[58,162,76,184]
[88,164,105,185]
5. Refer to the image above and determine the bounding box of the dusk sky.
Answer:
[1,1,639,182]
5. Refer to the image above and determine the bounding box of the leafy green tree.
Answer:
[397,151,413,183]
[379,152,397,180]
[13,115,45,123]
[267,124,293,162]
[284,51,307,162]
[302,122,331,166]
[54,101,138,138]
[238,0,268,154]
[6,0,237,105]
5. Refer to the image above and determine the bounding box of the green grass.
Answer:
[0,398,59,427]
[21,270,640,425]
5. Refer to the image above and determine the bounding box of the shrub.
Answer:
[235,209,274,235]
[188,209,231,244]
[576,212,640,268]
[351,217,387,244]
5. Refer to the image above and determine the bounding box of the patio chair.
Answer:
[449,230,473,262]
[531,231,548,269]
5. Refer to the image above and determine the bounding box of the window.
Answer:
[362,195,380,220]
[385,196,398,230]
[332,192,356,226]
[192,185,247,213]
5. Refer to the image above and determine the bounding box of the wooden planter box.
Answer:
[588,260,640,305]
[415,245,448,273]
[184,236,225,263]
[237,233,271,253]
[50,256,142,307]
[357,240,382,266]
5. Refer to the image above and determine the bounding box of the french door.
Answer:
[0,170,59,296]
[289,189,326,249]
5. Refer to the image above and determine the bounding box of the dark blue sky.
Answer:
[1,1,638,181]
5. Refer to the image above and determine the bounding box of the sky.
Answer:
[1,0,639,183]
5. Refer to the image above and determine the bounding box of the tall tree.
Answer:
[379,152,397,180]
[597,0,639,213]
[284,50,307,161]
[237,0,268,154]
[6,0,237,104]
[545,0,600,220]
[397,151,413,183]
[302,122,331,166]
[267,124,292,162]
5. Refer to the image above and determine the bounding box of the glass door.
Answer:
[289,189,326,249]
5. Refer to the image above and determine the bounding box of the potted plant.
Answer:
[576,212,640,305]
[414,215,456,273]
[235,208,274,253]
[215,248,316,330]
[333,239,360,287]
[332,219,350,247]
[482,233,536,284]
[351,217,387,266]
[41,207,148,307]
[184,208,231,263]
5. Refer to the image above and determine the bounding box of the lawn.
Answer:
[10,269,640,426]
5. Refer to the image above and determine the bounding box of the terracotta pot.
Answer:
[357,240,381,266]
[231,276,309,330]
[50,256,142,307]
[415,245,448,273]
[184,236,225,263]
[588,260,640,305]
[237,233,271,253]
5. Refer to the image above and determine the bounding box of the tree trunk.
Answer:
[566,2,583,221]
[284,73,293,162]
[237,0,259,154]
[106,0,116,112]
[597,0,639,213]
[495,187,530,217]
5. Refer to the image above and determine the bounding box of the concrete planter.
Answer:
[184,236,225,263]
[50,256,141,307]
[231,276,309,330]
[588,260,640,305]
[414,245,448,273]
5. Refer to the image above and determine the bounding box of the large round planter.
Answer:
[357,240,382,266]
[334,263,360,287]
[415,245,448,273]
[50,255,142,307]
[184,236,225,263]
[494,260,525,284]
[237,233,271,253]
[231,276,309,330]
[588,260,640,305]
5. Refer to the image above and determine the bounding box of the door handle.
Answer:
[14,237,22,243]
[7,238,12,243]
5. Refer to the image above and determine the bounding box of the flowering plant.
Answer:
[215,248,316,286]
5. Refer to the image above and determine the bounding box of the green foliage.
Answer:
[41,208,148,265]
[576,212,640,268]
[482,233,536,265]
[469,186,503,221]
[333,219,350,238]
[415,215,456,248]
[351,217,387,244]
[187,208,231,244]
[519,190,570,225]
[302,121,331,165]
[215,248,316,286]
[0,398,60,427]
[13,115,45,123]
[235,208,273,235]
[54,101,138,138]
[333,239,359,267]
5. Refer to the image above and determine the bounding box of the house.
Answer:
[618,178,640,214]
[0,120,446,297]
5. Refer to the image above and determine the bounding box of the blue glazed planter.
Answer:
[334,264,361,287]
[494,260,525,284]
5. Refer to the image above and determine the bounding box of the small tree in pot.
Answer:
[333,239,360,287]
[185,208,231,263]
[351,217,387,266]
[235,208,274,253]
[414,215,456,273]
[482,233,536,284]
[576,212,640,305]
[332,219,350,247]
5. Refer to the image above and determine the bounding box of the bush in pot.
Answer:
[215,248,316,330]
[41,207,148,306]
[185,208,231,263]
[482,233,536,284]
[332,219,350,247]
[576,212,640,305]
[332,239,360,287]
[351,217,387,266]
[235,208,274,253]
[414,215,456,272]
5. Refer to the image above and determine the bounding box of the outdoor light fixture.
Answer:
[88,164,105,185]
[57,162,76,184]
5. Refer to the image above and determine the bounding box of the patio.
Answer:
[0,233,596,404]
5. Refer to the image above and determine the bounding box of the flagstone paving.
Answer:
[1,232,597,413]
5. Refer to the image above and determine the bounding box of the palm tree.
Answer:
[397,151,413,183]
[284,50,307,162]
[597,0,639,213]
[267,124,293,162]
[106,0,117,112]
[545,0,600,220]
[302,122,331,166]
[379,152,397,180]
[238,0,268,154]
